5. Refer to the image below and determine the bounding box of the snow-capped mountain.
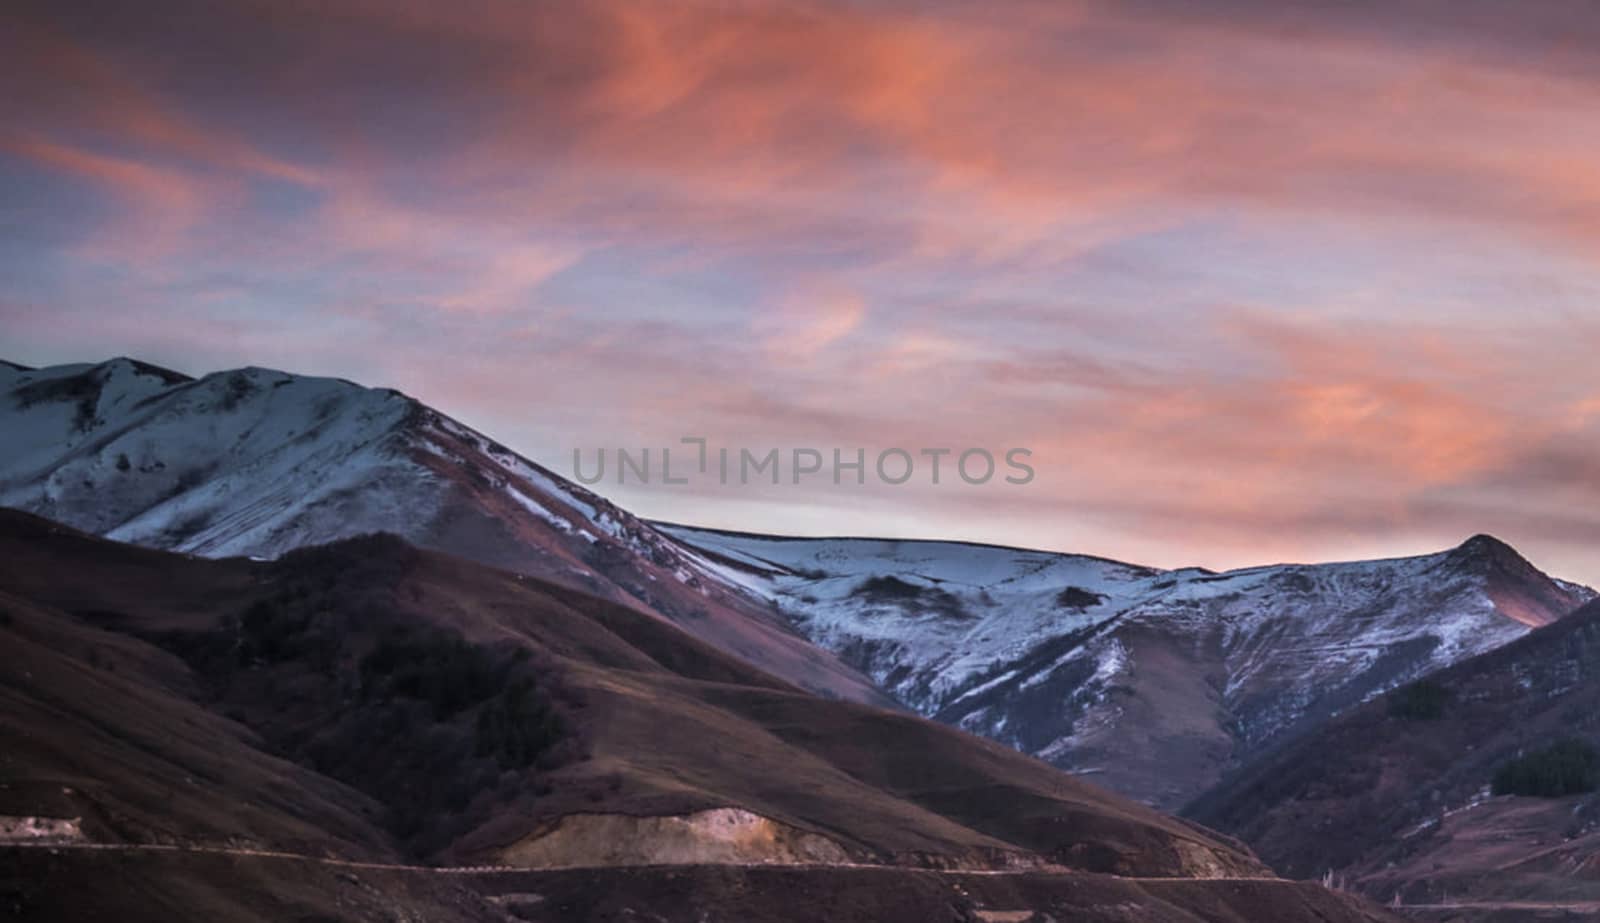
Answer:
[660,525,1595,808]
[5,357,1592,810]
[0,358,891,706]
[1185,596,1600,900]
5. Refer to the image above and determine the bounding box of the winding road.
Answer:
[0,838,1290,883]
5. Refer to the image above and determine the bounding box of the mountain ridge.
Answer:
[656,517,1554,579]
[662,522,1593,808]
[4,356,1591,814]
[0,505,1402,922]
[1185,597,1600,916]
[0,357,893,708]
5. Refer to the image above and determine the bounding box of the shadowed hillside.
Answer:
[1188,598,1600,917]
[0,508,1402,921]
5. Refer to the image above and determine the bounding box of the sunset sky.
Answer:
[4,0,1599,582]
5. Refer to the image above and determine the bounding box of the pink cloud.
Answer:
[6,0,1600,582]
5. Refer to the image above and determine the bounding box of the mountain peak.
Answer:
[1446,532,1533,571]
[94,356,194,385]
[0,355,896,709]
[1458,532,1514,553]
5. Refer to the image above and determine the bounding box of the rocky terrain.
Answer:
[664,526,1593,807]
[0,358,889,707]
[5,358,1592,822]
[1187,598,1600,919]
[0,509,1401,922]
[5,358,1591,820]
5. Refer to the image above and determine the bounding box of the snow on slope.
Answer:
[2,362,433,555]
[0,359,891,706]
[653,528,1163,711]
[6,358,1591,807]
[661,525,1595,807]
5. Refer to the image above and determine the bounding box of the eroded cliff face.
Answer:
[498,809,855,868]
[496,807,1261,881]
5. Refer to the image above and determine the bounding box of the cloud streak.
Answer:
[4,0,1600,582]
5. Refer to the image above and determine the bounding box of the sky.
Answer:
[3,0,1599,583]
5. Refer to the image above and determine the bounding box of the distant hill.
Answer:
[665,526,1593,808]
[1188,596,1600,917]
[0,508,1398,921]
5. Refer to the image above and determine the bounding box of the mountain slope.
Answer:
[661,526,1593,808]
[0,508,1243,873]
[1185,598,1600,916]
[0,509,1399,921]
[0,358,890,708]
[6,357,1588,818]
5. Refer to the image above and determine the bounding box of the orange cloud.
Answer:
[760,290,866,361]
[1,133,210,258]
[7,0,1600,582]
[3,17,318,185]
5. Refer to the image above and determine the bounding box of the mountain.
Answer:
[4,358,1590,817]
[1185,597,1600,920]
[661,526,1593,808]
[0,358,889,708]
[0,510,1399,923]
